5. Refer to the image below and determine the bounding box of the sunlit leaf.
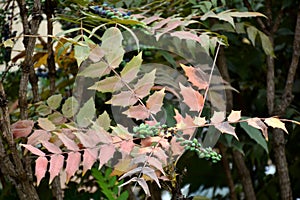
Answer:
[27,130,50,146]
[123,104,150,120]
[11,120,34,138]
[180,64,208,90]
[57,133,80,151]
[3,39,14,48]
[121,52,143,83]
[214,122,238,140]
[61,97,78,118]
[38,118,56,131]
[179,83,204,112]
[49,154,64,184]
[246,26,258,46]
[98,144,115,169]
[41,141,62,154]
[35,157,48,186]
[82,149,98,176]
[146,88,165,114]
[264,117,288,134]
[76,98,96,127]
[227,110,241,122]
[74,44,90,66]
[21,144,45,156]
[101,27,125,67]
[88,76,121,93]
[193,116,206,126]
[47,94,63,110]
[246,117,268,140]
[134,69,156,99]
[210,111,225,124]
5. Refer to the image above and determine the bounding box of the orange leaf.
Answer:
[180,64,208,90]
[179,83,204,112]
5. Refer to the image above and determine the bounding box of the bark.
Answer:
[218,143,237,200]
[46,0,56,95]
[0,82,39,200]
[232,151,256,200]
[217,46,256,200]
[17,0,42,119]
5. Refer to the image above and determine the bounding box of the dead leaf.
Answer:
[227,110,241,122]
[180,64,208,90]
[264,117,288,134]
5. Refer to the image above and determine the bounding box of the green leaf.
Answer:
[47,94,63,110]
[117,191,129,200]
[36,104,52,116]
[93,111,111,131]
[38,118,56,131]
[88,76,121,93]
[78,61,110,78]
[76,98,96,127]
[120,52,143,83]
[74,44,90,66]
[101,27,125,67]
[258,31,275,57]
[247,26,258,46]
[62,97,79,118]
[240,122,269,153]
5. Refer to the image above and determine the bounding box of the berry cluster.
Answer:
[132,123,161,138]
[90,3,134,20]
[177,138,222,163]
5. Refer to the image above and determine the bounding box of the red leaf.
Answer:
[11,120,34,138]
[171,31,202,43]
[179,83,204,112]
[146,88,165,114]
[65,152,81,183]
[119,140,135,155]
[21,144,45,156]
[27,130,50,146]
[49,154,64,184]
[123,105,150,120]
[98,144,115,169]
[180,64,208,90]
[82,149,98,176]
[35,157,48,186]
[57,133,80,151]
[41,141,62,154]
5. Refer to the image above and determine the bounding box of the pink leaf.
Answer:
[247,117,268,140]
[11,120,34,138]
[41,141,62,154]
[98,144,115,169]
[27,130,50,146]
[122,105,150,120]
[171,31,202,43]
[119,140,135,154]
[174,109,196,137]
[65,152,81,183]
[57,133,80,151]
[210,111,226,124]
[148,157,166,176]
[76,129,112,148]
[179,83,204,112]
[137,178,151,197]
[156,20,183,40]
[38,118,56,131]
[35,157,48,186]
[49,154,64,184]
[180,64,208,90]
[152,18,171,30]
[146,88,165,114]
[170,137,184,157]
[214,122,238,140]
[21,144,45,156]
[142,15,161,25]
[82,149,98,176]
[227,110,241,122]
[107,91,138,107]
[134,69,156,99]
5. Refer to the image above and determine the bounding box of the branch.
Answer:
[278,4,300,114]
